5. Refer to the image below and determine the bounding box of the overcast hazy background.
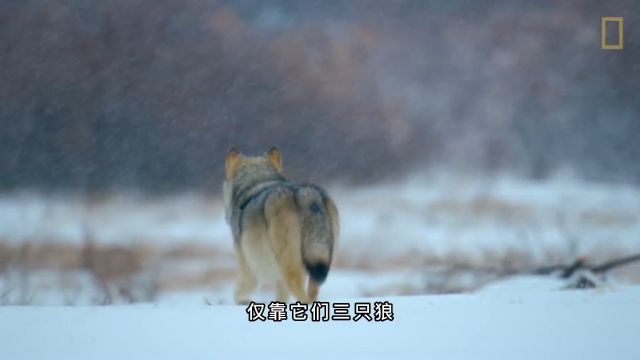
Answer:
[1,0,638,192]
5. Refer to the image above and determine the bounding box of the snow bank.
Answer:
[1,285,639,360]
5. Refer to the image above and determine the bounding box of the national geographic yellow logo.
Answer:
[601,17,623,50]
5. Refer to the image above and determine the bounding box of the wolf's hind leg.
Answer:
[307,278,320,302]
[282,269,309,303]
[234,245,257,305]
[270,228,308,303]
[267,219,309,303]
[263,191,310,303]
[276,281,290,303]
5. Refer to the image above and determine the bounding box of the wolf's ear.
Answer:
[225,147,241,179]
[266,146,282,172]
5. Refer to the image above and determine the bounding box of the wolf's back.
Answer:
[294,185,338,284]
[232,177,338,285]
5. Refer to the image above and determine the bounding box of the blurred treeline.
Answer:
[1,0,638,192]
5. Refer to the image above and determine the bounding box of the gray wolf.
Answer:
[223,147,339,304]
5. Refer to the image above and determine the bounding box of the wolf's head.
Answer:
[224,146,283,181]
[223,147,283,225]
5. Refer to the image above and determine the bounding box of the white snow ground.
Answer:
[1,174,639,358]
[1,285,639,360]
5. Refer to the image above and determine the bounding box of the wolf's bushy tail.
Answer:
[295,185,335,284]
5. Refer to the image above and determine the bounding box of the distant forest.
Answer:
[1,0,639,192]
